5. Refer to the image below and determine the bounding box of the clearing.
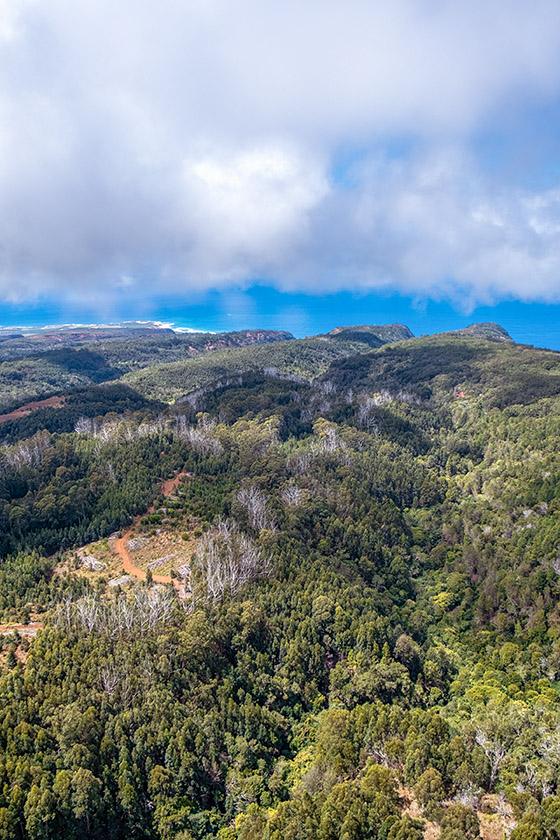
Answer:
[0,395,65,423]
[60,470,197,599]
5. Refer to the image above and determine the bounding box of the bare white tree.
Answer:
[75,416,94,435]
[176,424,223,455]
[289,450,312,474]
[100,664,120,696]
[75,414,168,444]
[75,594,99,634]
[56,586,176,638]
[281,484,304,507]
[356,397,380,434]
[2,431,53,473]
[318,425,342,454]
[237,485,274,531]
[475,730,506,790]
[300,407,314,425]
[133,587,175,632]
[318,380,335,395]
[55,597,74,632]
[194,520,271,602]
[453,787,480,810]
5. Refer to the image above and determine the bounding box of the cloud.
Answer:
[296,148,560,309]
[1,0,560,305]
[175,146,329,282]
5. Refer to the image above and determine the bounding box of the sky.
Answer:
[2,0,560,345]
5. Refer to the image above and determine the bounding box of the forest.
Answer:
[1,322,560,839]
[0,328,293,413]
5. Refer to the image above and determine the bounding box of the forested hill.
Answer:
[0,322,413,420]
[2,323,560,838]
[0,326,294,364]
[322,328,560,408]
[326,323,414,346]
[0,327,294,413]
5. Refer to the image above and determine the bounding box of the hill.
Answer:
[322,328,560,408]
[121,335,377,403]
[0,328,292,413]
[121,325,416,404]
[1,321,560,838]
[0,323,177,360]
[451,321,513,341]
[327,322,414,345]
[327,324,414,344]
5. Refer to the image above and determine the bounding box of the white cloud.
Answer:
[1,0,560,305]
[175,146,329,281]
[281,147,560,304]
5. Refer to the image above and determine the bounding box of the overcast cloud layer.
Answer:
[2,0,560,305]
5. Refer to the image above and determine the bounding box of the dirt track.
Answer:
[115,532,174,584]
[114,472,187,593]
[0,475,188,649]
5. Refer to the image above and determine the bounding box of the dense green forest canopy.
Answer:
[1,323,560,839]
[0,323,416,414]
[0,328,293,413]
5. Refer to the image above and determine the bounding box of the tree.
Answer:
[387,814,424,840]
[439,804,480,840]
[71,768,102,830]
[414,768,445,811]
[193,520,271,601]
[510,816,546,840]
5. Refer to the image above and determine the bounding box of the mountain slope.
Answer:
[322,328,560,408]
[1,322,560,837]
[327,322,414,345]
[121,335,376,402]
[0,328,292,412]
[121,326,416,404]
[451,321,513,341]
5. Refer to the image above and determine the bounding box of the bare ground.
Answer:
[400,787,514,839]
[0,395,65,423]
[58,471,196,600]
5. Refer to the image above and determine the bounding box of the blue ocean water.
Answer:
[1,287,560,350]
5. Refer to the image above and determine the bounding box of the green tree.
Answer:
[414,768,445,811]
[439,803,480,840]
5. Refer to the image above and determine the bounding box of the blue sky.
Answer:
[1,1,560,346]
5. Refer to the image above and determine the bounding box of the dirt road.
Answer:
[114,472,188,594]
[115,532,174,584]
[0,474,189,647]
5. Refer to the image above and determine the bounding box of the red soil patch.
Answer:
[160,472,185,496]
[115,533,174,585]
[0,395,65,424]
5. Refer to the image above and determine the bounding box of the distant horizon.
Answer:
[2,286,560,351]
